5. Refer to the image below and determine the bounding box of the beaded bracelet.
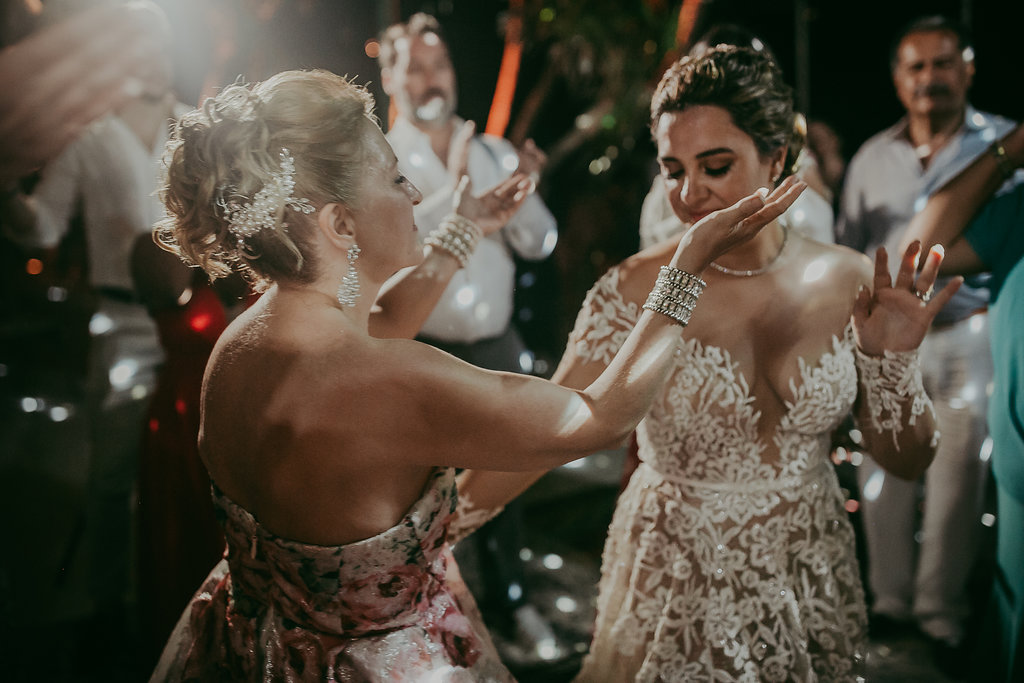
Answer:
[424,214,483,268]
[642,265,707,326]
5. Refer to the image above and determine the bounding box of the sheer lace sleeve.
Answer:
[854,347,939,449]
[448,487,505,545]
[565,267,641,365]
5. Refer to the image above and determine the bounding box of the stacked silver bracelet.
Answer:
[642,265,707,326]
[424,214,483,269]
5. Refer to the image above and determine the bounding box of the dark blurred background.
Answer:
[156,0,1022,369]
[1,1,1018,680]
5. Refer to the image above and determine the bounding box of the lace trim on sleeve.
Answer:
[854,347,938,449]
[565,267,640,365]
[448,491,505,546]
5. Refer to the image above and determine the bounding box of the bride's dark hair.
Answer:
[651,45,803,180]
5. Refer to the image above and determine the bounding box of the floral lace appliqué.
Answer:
[566,273,867,682]
[567,267,640,366]
[448,489,505,546]
[854,347,938,449]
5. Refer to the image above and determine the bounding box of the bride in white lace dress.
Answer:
[460,46,961,682]
[566,46,966,682]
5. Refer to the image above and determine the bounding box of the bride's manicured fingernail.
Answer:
[756,187,769,199]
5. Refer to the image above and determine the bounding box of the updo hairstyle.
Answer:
[650,45,804,180]
[157,69,375,290]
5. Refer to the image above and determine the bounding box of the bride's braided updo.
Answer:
[156,69,375,291]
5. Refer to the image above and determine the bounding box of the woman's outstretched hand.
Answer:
[672,176,807,272]
[0,2,168,185]
[452,173,535,235]
[853,242,964,355]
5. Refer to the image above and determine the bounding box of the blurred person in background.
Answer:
[835,16,1018,668]
[901,121,1024,683]
[377,12,561,661]
[1,0,185,649]
[0,0,169,187]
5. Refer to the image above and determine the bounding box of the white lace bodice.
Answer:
[568,267,859,486]
[569,267,870,682]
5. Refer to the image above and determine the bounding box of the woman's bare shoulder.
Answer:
[792,233,873,286]
[608,247,673,305]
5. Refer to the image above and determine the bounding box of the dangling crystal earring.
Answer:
[336,243,361,307]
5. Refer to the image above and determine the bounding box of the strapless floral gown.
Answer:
[570,269,869,683]
[150,467,514,682]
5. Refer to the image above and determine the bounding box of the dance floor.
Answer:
[2,445,976,682]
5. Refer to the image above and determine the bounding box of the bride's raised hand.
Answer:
[852,242,964,355]
[672,176,806,271]
[452,173,535,235]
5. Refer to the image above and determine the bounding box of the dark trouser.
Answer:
[420,327,531,618]
[83,299,161,613]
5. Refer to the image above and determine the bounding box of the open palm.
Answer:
[853,243,963,355]
[452,173,534,235]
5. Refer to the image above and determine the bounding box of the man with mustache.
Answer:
[835,15,1018,673]
[377,12,560,664]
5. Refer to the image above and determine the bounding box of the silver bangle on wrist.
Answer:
[642,266,707,326]
[424,214,483,268]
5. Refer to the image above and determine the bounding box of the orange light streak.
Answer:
[485,0,524,138]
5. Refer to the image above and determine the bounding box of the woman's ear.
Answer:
[770,147,788,183]
[317,202,357,249]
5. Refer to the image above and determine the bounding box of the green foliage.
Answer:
[522,1,683,142]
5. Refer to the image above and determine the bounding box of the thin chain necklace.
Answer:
[710,226,789,277]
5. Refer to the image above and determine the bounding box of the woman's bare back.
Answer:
[198,289,435,546]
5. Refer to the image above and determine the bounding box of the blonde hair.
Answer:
[157,69,375,290]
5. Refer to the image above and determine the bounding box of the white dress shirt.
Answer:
[836,105,1017,323]
[20,107,187,291]
[386,117,558,343]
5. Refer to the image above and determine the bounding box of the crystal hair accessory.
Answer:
[223,149,315,244]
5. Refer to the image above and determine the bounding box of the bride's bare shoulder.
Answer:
[792,234,873,286]
[609,241,681,304]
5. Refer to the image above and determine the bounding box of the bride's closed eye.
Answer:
[704,163,731,177]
